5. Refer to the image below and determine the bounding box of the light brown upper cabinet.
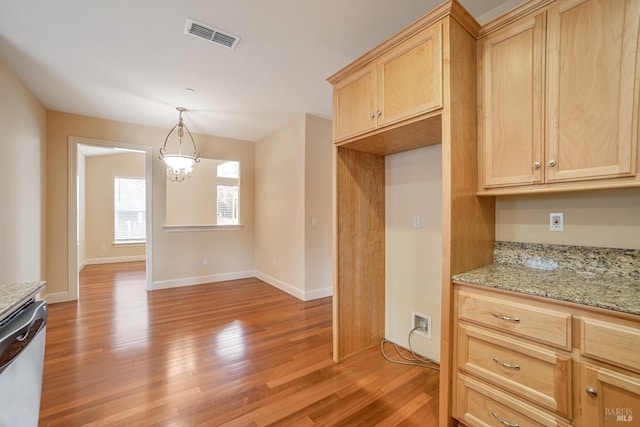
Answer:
[333,23,443,143]
[480,13,545,187]
[479,0,640,193]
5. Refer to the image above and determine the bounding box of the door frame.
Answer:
[67,136,154,299]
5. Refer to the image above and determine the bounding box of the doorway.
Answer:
[68,137,153,300]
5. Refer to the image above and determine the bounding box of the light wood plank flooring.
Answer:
[39,262,439,426]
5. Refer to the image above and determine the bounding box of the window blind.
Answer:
[114,177,146,242]
[216,161,240,225]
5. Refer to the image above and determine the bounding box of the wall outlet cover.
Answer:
[550,212,564,232]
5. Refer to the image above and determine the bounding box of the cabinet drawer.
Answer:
[458,324,572,417]
[581,317,640,372]
[456,374,572,427]
[458,290,572,350]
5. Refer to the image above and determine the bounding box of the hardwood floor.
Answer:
[39,262,439,426]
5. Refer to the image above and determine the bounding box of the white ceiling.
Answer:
[0,0,521,142]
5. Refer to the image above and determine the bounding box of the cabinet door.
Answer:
[377,23,442,127]
[333,64,377,142]
[581,363,640,426]
[480,13,546,188]
[546,0,640,182]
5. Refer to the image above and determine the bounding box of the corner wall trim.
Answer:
[255,271,305,300]
[254,272,332,301]
[44,292,73,304]
[304,286,333,301]
[151,270,255,290]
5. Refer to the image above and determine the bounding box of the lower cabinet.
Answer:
[457,374,572,427]
[453,283,640,427]
[580,363,640,426]
[457,323,572,417]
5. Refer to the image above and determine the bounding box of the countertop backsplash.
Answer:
[493,241,640,279]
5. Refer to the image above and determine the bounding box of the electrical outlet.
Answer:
[412,215,421,228]
[550,212,564,232]
[411,311,432,340]
[202,257,208,266]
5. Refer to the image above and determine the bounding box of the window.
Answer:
[164,159,241,228]
[114,177,146,242]
[216,161,240,225]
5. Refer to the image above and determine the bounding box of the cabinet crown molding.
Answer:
[327,0,479,84]
[478,0,554,38]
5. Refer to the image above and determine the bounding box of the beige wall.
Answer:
[255,116,306,294]
[254,114,333,300]
[385,145,442,362]
[46,111,255,297]
[85,152,146,262]
[0,59,47,285]
[495,187,640,249]
[304,115,333,294]
[166,158,234,226]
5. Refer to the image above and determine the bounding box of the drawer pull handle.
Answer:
[493,357,520,370]
[586,387,598,397]
[492,411,519,427]
[492,312,520,323]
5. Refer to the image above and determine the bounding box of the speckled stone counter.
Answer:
[452,242,640,316]
[0,281,46,322]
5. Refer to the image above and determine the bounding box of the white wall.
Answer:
[496,187,640,249]
[385,145,442,362]
[0,58,46,285]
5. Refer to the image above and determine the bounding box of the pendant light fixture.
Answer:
[160,107,200,182]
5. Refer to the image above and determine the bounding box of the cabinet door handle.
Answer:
[493,357,520,370]
[376,110,382,116]
[533,161,541,169]
[492,411,519,427]
[492,312,520,323]
[548,159,556,167]
[586,387,598,397]
[369,113,375,119]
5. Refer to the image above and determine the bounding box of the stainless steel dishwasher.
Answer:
[0,299,48,427]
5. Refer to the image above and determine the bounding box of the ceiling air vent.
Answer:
[184,18,240,50]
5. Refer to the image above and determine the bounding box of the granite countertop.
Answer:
[453,264,640,315]
[0,281,46,322]
[452,242,640,316]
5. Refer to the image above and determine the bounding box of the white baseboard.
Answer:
[44,291,73,304]
[255,271,305,300]
[84,255,146,266]
[151,270,255,290]
[44,269,333,303]
[304,286,333,301]
[254,271,332,301]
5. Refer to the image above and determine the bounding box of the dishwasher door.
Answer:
[0,300,48,427]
